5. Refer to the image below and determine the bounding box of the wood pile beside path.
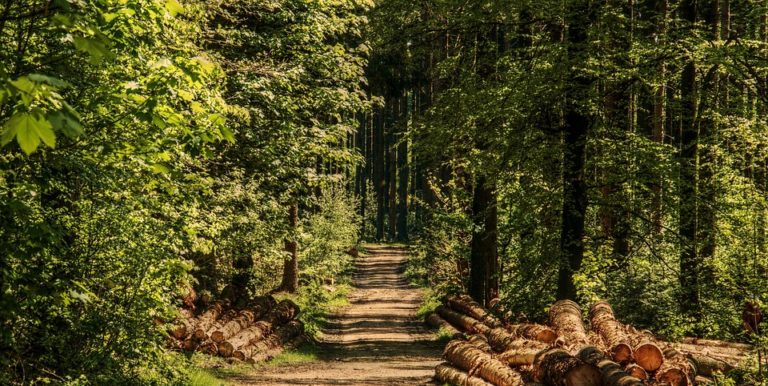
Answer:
[426,295,751,386]
[167,296,305,364]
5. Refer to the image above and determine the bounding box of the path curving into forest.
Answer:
[232,245,442,385]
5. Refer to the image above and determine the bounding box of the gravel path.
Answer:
[232,245,442,385]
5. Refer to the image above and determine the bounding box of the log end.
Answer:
[193,329,208,341]
[210,331,225,343]
[610,343,633,364]
[564,362,603,386]
[232,350,246,361]
[634,342,664,371]
[535,329,558,344]
[218,341,235,357]
[656,367,689,386]
[625,364,648,380]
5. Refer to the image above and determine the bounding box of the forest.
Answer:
[1,0,767,385]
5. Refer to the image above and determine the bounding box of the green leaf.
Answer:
[165,0,184,16]
[72,36,110,62]
[49,112,84,138]
[4,112,56,154]
[103,12,119,23]
[28,74,69,88]
[10,77,36,105]
[221,127,235,142]
[151,163,171,174]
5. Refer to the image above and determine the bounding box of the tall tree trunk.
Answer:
[468,23,501,306]
[386,97,398,240]
[397,95,409,241]
[651,0,668,235]
[374,106,386,241]
[556,0,594,301]
[279,202,299,293]
[678,0,701,323]
[469,176,499,306]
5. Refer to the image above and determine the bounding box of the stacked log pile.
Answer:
[167,296,305,364]
[427,295,749,386]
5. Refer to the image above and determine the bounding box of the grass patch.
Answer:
[187,368,231,386]
[261,342,320,367]
[416,288,441,319]
[435,327,459,342]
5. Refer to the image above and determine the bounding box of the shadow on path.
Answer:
[227,245,442,386]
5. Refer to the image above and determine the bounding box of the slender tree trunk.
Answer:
[678,0,701,323]
[556,1,593,301]
[279,203,299,293]
[386,97,398,240]
[651,0,668,235]
[374,106,386,241]
[397,94,409,241]
[469,176,499,306]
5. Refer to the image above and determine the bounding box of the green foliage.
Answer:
[1,0,369,384]
[370,0,768,342]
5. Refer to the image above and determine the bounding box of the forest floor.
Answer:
[227,245,443,385]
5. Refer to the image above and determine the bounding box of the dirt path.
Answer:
[232,245,442,385]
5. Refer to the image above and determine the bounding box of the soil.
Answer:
[231,245,443,385]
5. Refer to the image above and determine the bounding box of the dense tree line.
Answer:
[360,0,768,347]
[3,0,768,383]
[0,0,370,384]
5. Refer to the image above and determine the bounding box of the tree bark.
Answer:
[434,363,495,386]
[576,346,644,386]
[549,300,590,352]
[446,294,503,328]
[436,305,491,335]
[588,301,633,363]
[535,348,603,386]
[279,202,299,293]
[443,340,527,386]
[556,0,593,301]
[508,324,558,344]
[469,176,499,307]
[678,0,702,325]
[374,106,386,241]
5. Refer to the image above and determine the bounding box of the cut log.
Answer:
[181,337,199,351]
[688,352,735,376]
[170,318,193,340]
[217,324,270,357]
[210,309,258,343]
[576,346,643,386]
[534,348,602,386]
[204,309,239,339]
[434,363,495,386]
[234,320,304,361]
[467,334,493,352]
[508,324,558,344]
[192,303,226,340]
[588,301,633,363]
[261,299,300,325]
[426,312,461,337]
[244,333,306,364]
[446,294,503,328]
[695,375,715,385]
[626,329,664,371]
[655,347,696,386]
[669,343,745,366]
[632,340,664,372]
[487,328,549,366]
[437,305,490,335]
[549,300,590,352]
[443,340,526,386]
[681,337,752,351]
[198,340,218,355]
[624,364,648,380]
